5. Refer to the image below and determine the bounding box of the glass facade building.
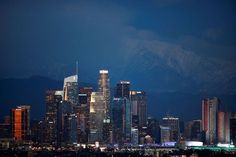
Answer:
[202,97,219,144]
[112,97,131,144]
[130,91,147,128]
[89,92,106,143]
[98,70,111,117]
[10,106,30,141]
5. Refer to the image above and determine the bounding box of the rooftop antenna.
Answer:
[76,60,78,76]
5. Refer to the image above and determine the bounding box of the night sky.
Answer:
[1,0,236,120]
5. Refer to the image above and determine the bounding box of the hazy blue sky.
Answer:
[1,0,236,93]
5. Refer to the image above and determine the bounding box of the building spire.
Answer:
[76,60,78,77]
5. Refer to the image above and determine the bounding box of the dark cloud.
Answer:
[0,0,236,94]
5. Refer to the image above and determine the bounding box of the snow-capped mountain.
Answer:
[122,38,236,94]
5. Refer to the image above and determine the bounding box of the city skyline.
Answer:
[1,0,236,123]
[0,67,236,157]
[1,1,236,156]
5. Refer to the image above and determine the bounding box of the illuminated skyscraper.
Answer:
[160,126,170,144]
[217,112,236,143]
[113,81,132,143]
[115,81,130,99]
[89,92,106,143]
[185,120,202,141]
[63,75,79,106]
[131,128,139,145]
[112,97,132,144]
[98,70,111,117]
[102,118,112,144]
[112,98,123,144]
[230,117,236,145]
[63,113,78,144]
[130,91,147,127]
[44,90,63,144]
[147,117,159,143]
[202,97,220,144]
[161,116,179,142]
[10,105,30,141]
[75,87,93,143]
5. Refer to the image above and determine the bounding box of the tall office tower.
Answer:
[131,128,139,145]
[98,70,111,117]
[130,91,147,127]
[160,126,170,144]
[218,111,234,143]
[102,118,112,144]
[76,93,90,143]
[191,120,202,141]
[115,81,130,99]
[0,122,11,138]
[147,117,159,143]
[217,112,235,143]
[31,120,43,143]
[224,113,230,143]
[132,115,139,129]
[230,117,236,145]
[139,126,148,144]
[217,112,226,143]
[202,97,220,144]
[184,121,193,140]
[89,92,106,143]
[111,98,123,144]
[0,116,11,139]
[112,98,132,144]
[10,105,30,141]
[63,75,79,106]
[185,120,202,141]
[161,116,180,142]
[79,87,93,104]
[76,87,93,143]
[44,90,63,145]
[63,113,78,144]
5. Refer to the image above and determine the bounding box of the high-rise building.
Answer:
[132,115,139,129]
[115,81,130,99]
[112,98,123,144]
[63,113,78,144]
[31,120,43,143]
[139,126,148,144]
[10,105,30,141]
[130,91,147,127]
[76,87,93,143]
[202,97,220,144]
[76,103,89,143]
[112,97,132,144]
[230,117,236,145]
[89,92,106,143]
[225,112,234,143]
[191,120,202,141]
[102,118,112,144]
[161,116,179,142]
[131,128,139,145]
[63,75,79,106]
[217,112,235,143]
[79,87,93,104]
[44,90,63,144]
[98,70,111,117]
[147,117,159,143]
[0,121,11,139]
[160,126,170,144]
[217,111,225,143]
